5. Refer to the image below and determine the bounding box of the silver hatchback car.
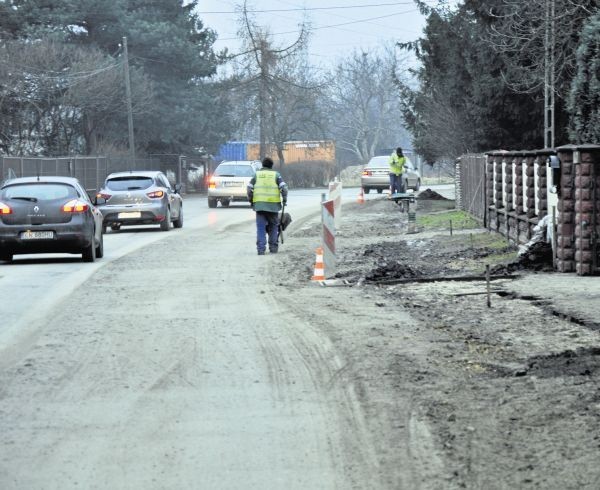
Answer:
[96,171,183,232]
[361,155,421,194]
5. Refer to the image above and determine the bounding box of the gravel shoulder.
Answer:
[270,193,600,489]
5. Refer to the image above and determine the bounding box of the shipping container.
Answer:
[215,142,252,162]
[245,140,335,164]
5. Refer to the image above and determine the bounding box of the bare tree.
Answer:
[0,39,154,156]
[232,1,314,161]
[327,46,411,164]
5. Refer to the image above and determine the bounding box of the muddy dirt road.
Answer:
[1,187,598,489]
[272,194,600,489]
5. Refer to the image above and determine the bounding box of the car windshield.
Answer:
[214,165,255,177]
[1,183,77,201]
[106,176,154,191]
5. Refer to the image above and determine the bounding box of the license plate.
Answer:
[118,211,141,219]
[223,181,242,187]
[21,230,54,240]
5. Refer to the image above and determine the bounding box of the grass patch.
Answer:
[417,210,479,230]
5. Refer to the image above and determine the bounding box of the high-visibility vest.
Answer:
[389,153,406,175]
[253,169,281,203]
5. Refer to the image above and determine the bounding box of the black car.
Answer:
[0,176,104,263]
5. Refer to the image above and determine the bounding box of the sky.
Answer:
[194,1,440,70]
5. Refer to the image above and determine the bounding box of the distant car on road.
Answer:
[207,160,261,208]
[96,171,183,232]
[0,176,104,263]
[361,155,421,194]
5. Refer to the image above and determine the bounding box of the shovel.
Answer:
[278,201,286,244]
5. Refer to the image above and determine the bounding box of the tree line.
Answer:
[2,1,596,166]
[399,0,599,163]
[0,0,230,158]
[0,0,410,166]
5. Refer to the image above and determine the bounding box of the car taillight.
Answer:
[63,199,89,213]
[147,190,164,199]
[208,177,216,189]
[96,193,111,201]
[0,201,12,215]
[362,170,372,176]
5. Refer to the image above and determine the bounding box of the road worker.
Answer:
[389,147,406,195]
[247,157,288,255]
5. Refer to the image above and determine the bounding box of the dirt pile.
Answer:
[417,188,449,200]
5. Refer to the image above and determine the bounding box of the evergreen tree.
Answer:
[0,0,230,155]
[568,12,600,144]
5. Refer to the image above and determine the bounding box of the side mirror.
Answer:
[174,183,182,193]
[94,194,106,205]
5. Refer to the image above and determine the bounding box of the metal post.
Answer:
[486,265,491,308]
[123,37,136,164]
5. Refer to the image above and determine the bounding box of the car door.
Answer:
[76,182,102,241]
[159,173,181,218]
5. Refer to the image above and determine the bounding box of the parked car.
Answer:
[96,171,183,232]
[207,160,262,208]
[361,155,421,194]
[0,176,104,263]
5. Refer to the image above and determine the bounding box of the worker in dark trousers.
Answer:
[247,157,288,255]
[389,147,406,195]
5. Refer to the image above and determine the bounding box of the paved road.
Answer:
[0,189,371,489]
[0,184,453,489]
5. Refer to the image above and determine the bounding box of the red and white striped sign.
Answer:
[321,199,336,278]
[328,180,342,229]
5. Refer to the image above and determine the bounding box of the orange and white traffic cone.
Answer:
[357,187,365,204]
[311,247,325,281]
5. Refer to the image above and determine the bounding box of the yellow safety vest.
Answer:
[253,169,281,203]
[389,154,406,176]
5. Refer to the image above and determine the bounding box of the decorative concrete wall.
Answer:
[555,145,600,275]
[465,146,600,275]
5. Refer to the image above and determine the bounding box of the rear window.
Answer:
[367,156,390,167]
[214,165,255,177]
[1,183,77,201]
[106,176,154,191]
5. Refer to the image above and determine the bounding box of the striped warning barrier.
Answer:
[321,198,336,279]
[328,179,342,229]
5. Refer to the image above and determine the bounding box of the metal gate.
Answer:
[457,154,487,224]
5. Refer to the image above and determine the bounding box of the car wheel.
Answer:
[0,253,13,263]
[173,207,183,228]
[363,188,370,194]
[221,199,230,207]
[414,178,421,191]
[82,235,96,262]
[377,188,383,194]
[95,231,104,259]
[160,208,171,231]
[110,223,121,231]
[208,198,217,208]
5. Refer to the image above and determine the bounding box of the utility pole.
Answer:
[122,36,136,163]
[544,0,556,148]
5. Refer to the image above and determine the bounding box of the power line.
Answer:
[217,8,421,41]
[197,1,416,14]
